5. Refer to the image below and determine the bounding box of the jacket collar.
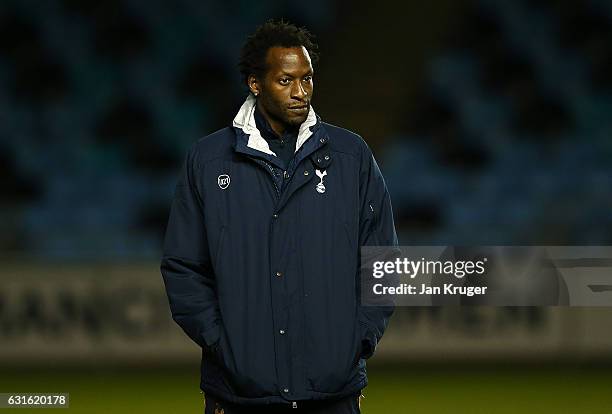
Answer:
[232,94,319,157]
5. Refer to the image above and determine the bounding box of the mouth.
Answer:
[288,105,308,114]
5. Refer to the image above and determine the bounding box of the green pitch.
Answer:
[2,364,611,413]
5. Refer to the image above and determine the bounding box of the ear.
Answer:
[248,74,260,97]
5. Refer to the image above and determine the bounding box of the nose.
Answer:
[291,81,307,100]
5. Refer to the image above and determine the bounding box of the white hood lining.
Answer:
[232,94,318,156]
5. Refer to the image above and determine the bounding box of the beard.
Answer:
[282,106,309,127]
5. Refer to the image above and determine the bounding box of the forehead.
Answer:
[264,46,312,75]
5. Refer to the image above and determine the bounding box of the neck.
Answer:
[256,101,287,137]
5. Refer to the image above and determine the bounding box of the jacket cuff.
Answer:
[359,321,378,359]
[201,324,220,348]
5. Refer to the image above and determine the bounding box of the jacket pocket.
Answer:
[210,324,276,397]
[215,329,233,372]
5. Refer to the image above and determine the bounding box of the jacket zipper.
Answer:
[263,161,280,197]
[252,159,280,198]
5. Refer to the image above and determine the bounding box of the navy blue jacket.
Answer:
[161,95,398,406]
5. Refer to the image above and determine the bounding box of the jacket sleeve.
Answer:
[357,140,399,359]
[160,144,221,349]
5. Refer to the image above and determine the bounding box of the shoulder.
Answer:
[186,127,235,166]
[321,122,373,160]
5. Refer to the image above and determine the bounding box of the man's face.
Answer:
[252,46,314,134]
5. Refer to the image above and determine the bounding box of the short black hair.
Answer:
[239,19,319,86]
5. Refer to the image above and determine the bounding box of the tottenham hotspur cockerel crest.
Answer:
[315,169,327,194]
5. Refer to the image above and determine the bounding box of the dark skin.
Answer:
[248,46,314,137]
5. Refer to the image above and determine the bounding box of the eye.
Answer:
[279,78,290,85]
[303,75,312,82]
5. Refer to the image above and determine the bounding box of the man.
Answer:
[161,20,398,413]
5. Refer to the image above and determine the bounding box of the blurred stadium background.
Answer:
[2,0,612,412]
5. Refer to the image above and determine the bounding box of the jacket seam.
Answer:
[161,254,208,266]
[328,147,360,160]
